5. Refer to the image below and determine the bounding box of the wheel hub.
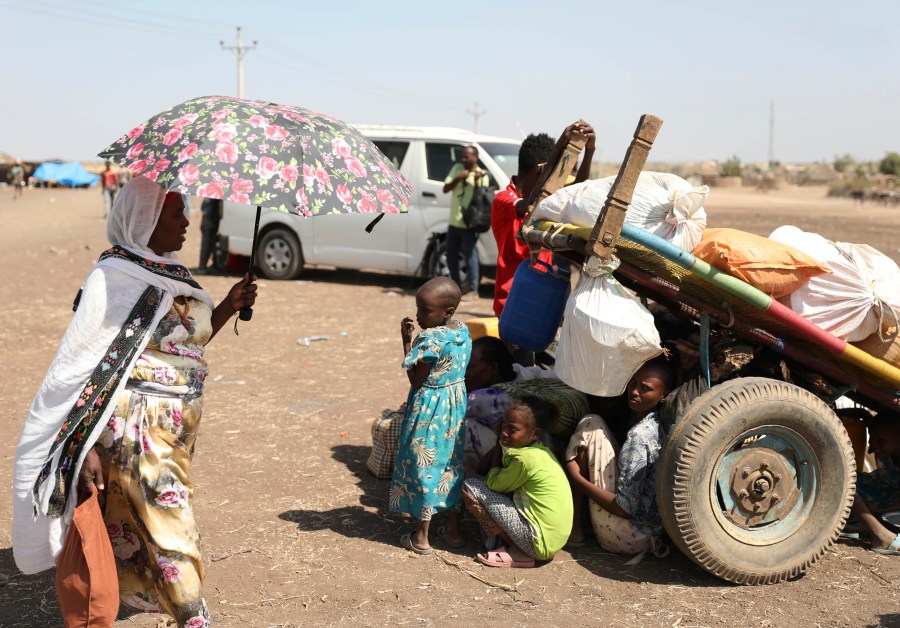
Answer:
[264,240,291,272]
[726,449,797,527]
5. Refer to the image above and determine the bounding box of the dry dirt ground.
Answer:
[1,185,899,628]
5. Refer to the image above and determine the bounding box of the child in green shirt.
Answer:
[462,395,574,567]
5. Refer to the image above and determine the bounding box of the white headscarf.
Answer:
[101,177,213,307]
[107,175,169,259]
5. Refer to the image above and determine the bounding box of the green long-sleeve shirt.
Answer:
[486,441,573,559]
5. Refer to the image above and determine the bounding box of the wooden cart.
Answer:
[515,116,900,584]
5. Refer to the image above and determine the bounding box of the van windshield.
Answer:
[480,142,520,179]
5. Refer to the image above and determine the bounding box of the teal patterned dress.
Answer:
[390,322,472,521]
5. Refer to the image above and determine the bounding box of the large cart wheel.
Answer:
[657,377,855,585]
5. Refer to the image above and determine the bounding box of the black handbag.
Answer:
[461,185,494,233]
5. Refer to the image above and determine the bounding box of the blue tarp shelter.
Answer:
[32,162,99,187]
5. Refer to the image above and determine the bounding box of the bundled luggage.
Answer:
[770,226,900,345]
[555,257,662,396]
[533,171,709,252]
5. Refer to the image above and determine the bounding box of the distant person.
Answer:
[391,277,472,553]
[462,395,573,568]
[10,159,25,200]
[197,197,223,273]
[100,161,118,218]
[116,166,132,190]
[491,121,595,317]
[443,145,489,301]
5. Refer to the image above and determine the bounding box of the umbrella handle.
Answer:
[239,205,262,322]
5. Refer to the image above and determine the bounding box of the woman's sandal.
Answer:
[476,546,535,568]
[871,532,900,556]
[400,533,433,555]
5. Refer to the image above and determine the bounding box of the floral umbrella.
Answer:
[99,95,413,321]
[98,95,412,216]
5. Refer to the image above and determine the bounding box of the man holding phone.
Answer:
[443,145,489,301]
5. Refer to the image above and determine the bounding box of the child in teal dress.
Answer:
[391,277,472,554]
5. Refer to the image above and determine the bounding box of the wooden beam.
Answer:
[586,114,663,260]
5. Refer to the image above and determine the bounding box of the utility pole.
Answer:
[220,26,257,99]
[768,100,775,167]
[466,102,486,135]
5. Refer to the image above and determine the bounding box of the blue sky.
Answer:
[1,0,898,163]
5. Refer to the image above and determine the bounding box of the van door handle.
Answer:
[422,192,436,198]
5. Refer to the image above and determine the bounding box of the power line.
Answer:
[261,40,457,111]
[74,0,233,32]
[0,0,220,40]
[253,50,413,103]
[2,2,464,117]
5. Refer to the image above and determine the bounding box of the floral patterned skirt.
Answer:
[96,384,209,627]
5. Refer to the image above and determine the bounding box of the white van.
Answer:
[217,126,521,280]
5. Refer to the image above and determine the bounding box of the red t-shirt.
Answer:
[491,181,551,317]
[101,171,118,191]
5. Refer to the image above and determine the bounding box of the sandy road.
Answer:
[0,185,898,627]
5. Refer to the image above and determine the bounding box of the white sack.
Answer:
[533,171,709,251]
[556,257,662,396]
[770,225,900,341]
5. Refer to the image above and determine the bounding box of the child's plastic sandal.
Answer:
[476,547,535,568]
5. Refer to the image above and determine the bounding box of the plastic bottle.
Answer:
[297,335,331,345]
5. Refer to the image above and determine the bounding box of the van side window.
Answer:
[372,141,410,170]
[425,143,467,182]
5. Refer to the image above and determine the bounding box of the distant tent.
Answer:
[32,162,99,187]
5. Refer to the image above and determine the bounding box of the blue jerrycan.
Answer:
[499,259,570,352]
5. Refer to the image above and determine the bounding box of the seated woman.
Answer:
[463,337,586,474]
[564,355,675,555]
[462,395,573,568]
[847,411,900,555]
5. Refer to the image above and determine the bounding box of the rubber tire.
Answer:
[657,377,855,585]
[657,377,749,494]
[257,228,303,280]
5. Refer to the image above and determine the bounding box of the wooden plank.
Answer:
[586,114,663,260]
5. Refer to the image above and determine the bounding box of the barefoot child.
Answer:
[462,395,573,568]
[390,277,472,553]
[565,355,675,555]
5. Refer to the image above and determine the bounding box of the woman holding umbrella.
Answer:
[13,176,257,627]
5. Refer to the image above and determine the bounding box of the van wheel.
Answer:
[429,237,469,283]
[656,378,855,585]
[257,228,303,280]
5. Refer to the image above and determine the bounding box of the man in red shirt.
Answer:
[491,121,595,316]
[100,162,118,218]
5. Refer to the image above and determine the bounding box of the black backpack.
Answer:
[462,186,495,233]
